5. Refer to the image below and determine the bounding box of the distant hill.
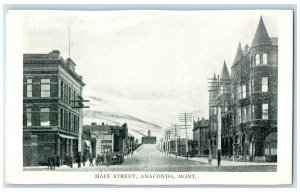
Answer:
[82,95,163,141]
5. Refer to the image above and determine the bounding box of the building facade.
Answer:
[141,130,157,144]
[23,50,85,166]
[208,16,278,162]
[193,118,210,156]
[83,122,129,156]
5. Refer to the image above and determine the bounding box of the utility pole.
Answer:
[71,95,90,168]
[179,112,192,160]
[171,124,179,158]
[217,105,222,166]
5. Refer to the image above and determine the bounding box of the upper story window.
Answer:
[247,105,251,122]
[251,104,255,120]
[73,90,76,107]
[255,54,260,65]
[41,79,51,97]
[26,108,32,126]
[242,85,246,98]
[239,84,246,99]
[224,101,228,112]
[262,103,269,120]
[69,87,72,105]
[237,108,241,124]
[60,81,64,99]
[26,79,32,97]
[213,107,217,115]
[60,108,64,128]
[262,77,268,92]
[40,107,50,126]
[263,53,268,64]
[251,78,255,93]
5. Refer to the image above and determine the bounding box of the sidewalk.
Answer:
[24,147,144,171]
[166,153,276,166]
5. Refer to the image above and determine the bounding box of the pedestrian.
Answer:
[106,153,111,167]
[49,155,56,170]
[208,154,212,165]
[55,154,60,167]
[100,155,104,165]
[82,152,87,167]
[75,152,81,168]
[89,153,94,167]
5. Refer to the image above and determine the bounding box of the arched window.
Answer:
[263,53,268,64]
[255,54,260,65]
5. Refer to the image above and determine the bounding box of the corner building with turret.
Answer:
[208,16,277,162]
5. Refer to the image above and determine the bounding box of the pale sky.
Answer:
[23,11,278,139]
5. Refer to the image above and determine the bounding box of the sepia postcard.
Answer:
[4,9,293,185]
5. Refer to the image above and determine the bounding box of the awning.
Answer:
[59,134,78,140]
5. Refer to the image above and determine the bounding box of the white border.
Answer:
[4,9,293,185]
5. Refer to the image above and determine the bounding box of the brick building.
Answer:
[83,122,129,156]
[193,117,210,156]
[208,16,278,162]
[23,50,85,166]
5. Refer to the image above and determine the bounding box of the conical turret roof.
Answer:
[209,73,218,91]
[251,16,272,48]
[220,61,230,80]
[213,73,217,80]
[232,42,243,65]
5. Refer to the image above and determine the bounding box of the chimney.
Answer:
[50,50,60,59]
[91,122,97,126]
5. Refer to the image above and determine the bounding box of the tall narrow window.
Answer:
[238,85,242,99]
[213,107,217,115]
[69,87,71,104]
[263,53,268,64]
[26,79,32,97]
[262,104,269,120]
[242,85,246,98]
[77,116,79,132]
[64,84,68,102]
[251,104,255,120]
[41,79,51,97]
[237,108,241,124]
[255,54,260,65]
[262,77,268,92]
[247,105,251,122]
[73,114,76,132]
[60,109,64,128]
[26,108,32,126]
[73,90,76,107]
[64,110,68,129]
[243,107,247,123]
[251,78,255,93]
[224,101,228,112]
[40,108,50,126]
[60,81,64,99]
[69,112,71,130]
